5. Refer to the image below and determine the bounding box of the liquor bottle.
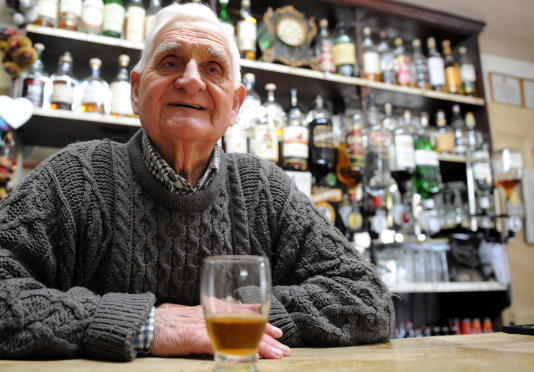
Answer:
[412,39,430,90]
[413,113,441,199]
[426,37,445,92]
[144,0,161,39]
[110,55,134,117]
[34,0,59,27]
[80,58,110,113]
[333,21,357,77]
[435,110,454,154]
[442,40,463,95]
[363,96,391,197]
[382,103,397,132]
[18,43,52,109]
[82,0,104,34]
[362,27,381,81]
[307,95,335,179]
[282,89,308,171]
[459,46,477,96]
[389,109,415,196]
[466,113,492,212]
[420,111,436,148]
[393,38,411,86]
[255,84,282,163]
[236,0,256,60]
[50,52,79,111]
[337,111,364,188]
[377,30,396,84]
[237,73,261,154]
[223,124,247,154]
[315,19,335,74]
[59,0,82,30]
[124,0,145,42]
[102,0,125,38]
[218,0,235,43]
[452,104,468,156]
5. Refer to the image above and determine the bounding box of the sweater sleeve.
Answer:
[0,149,155,361]
[261,164,394,347]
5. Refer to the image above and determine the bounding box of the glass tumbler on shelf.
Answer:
[201,256,271,372]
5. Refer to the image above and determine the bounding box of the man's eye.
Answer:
[208,66,219,74]
[166,61,176,68]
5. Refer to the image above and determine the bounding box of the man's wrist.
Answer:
[133,306,156,357]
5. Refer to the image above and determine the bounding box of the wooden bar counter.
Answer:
[1,333,532,372]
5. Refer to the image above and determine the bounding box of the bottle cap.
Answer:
[452,104,460,114]
[394,38,403,46]
[412,39,421,47]
[34,43,44,52]
[363,27,371,36]
[427,37,436,49]
[379,30,387,39]
[442,39,451,49]
[61,52,72,63]
[384,103,392,115]
[319,19,328,28]
[315,95,324,106]
[243,73,255,83]
[241,0,250,6]
[436,110,446,127]
[465,112,476,128]
[403,109,412,120]
[265,83,276,91]
[459,46,467,55]
[219,0,229,3]
[89,58,102,68]
[118,54,130,67]
[420,112,429,127]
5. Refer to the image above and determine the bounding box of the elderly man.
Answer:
[0,3,393,361]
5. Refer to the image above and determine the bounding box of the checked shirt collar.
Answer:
[141,129,220,195]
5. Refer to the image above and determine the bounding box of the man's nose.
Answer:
[175,60,206,93]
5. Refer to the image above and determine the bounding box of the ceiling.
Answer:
[393,0,534,63]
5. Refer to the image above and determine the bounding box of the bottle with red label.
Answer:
[315,19,335,74]
[393,38,412,87]
[18,43,52,109]
[337,110,365,188]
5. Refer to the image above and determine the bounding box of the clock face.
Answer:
[276,16,307,47]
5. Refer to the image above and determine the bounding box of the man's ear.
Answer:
[131,70,141,115]
[229,83,246,127]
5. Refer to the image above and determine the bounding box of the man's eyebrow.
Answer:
[152,42,183,62]
[206,47,229,64]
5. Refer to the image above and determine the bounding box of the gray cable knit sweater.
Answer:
[0,130,394,361]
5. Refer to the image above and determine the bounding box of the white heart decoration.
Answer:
[0,96,34,129]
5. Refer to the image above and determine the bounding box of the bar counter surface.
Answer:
[1,333,532,372]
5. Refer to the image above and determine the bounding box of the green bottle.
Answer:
[333,21,358,77]
[102,0,125,38]
[413,112,441,199]
[219,0,235,42]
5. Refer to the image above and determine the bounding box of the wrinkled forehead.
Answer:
[151,19,231,61]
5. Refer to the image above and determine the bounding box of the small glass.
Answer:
[201,256,272,372]
[492,148,524,199]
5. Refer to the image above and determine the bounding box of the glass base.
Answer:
[214,352,258,372]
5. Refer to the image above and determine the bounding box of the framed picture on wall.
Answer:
[489,72,523,106]
[522,79,534,110]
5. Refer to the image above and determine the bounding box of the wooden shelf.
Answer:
[26,25,485,111]
[19,108,140,148]
[389,282,508,293]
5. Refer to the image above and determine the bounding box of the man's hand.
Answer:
[150,303,291,359]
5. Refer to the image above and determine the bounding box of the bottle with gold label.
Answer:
[110,55,134,117]
[307,95,335,180]
[362,27,381,81]
[442,40,463,94]
[333,21,357,77]
[34,0,59,27]
[236,0,256,60]
[80,58,110,114]
[82,0,104,34]
[102,0,125,38]
[459,47,477,96]
[282,89,308,171]
[315,19,335,74]
[50,52,79,111]
[58,0,82,30]
[144,0,161,39]
[255,84,282,162]
[337,110,364,188]
[124,0,146,42]
[435,109,454,154]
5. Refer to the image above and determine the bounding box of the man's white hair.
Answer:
[133,3,241,90]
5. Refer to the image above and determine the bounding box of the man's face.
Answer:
[131,20,244,149]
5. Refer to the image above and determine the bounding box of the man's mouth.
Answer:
[169,103,206,110]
